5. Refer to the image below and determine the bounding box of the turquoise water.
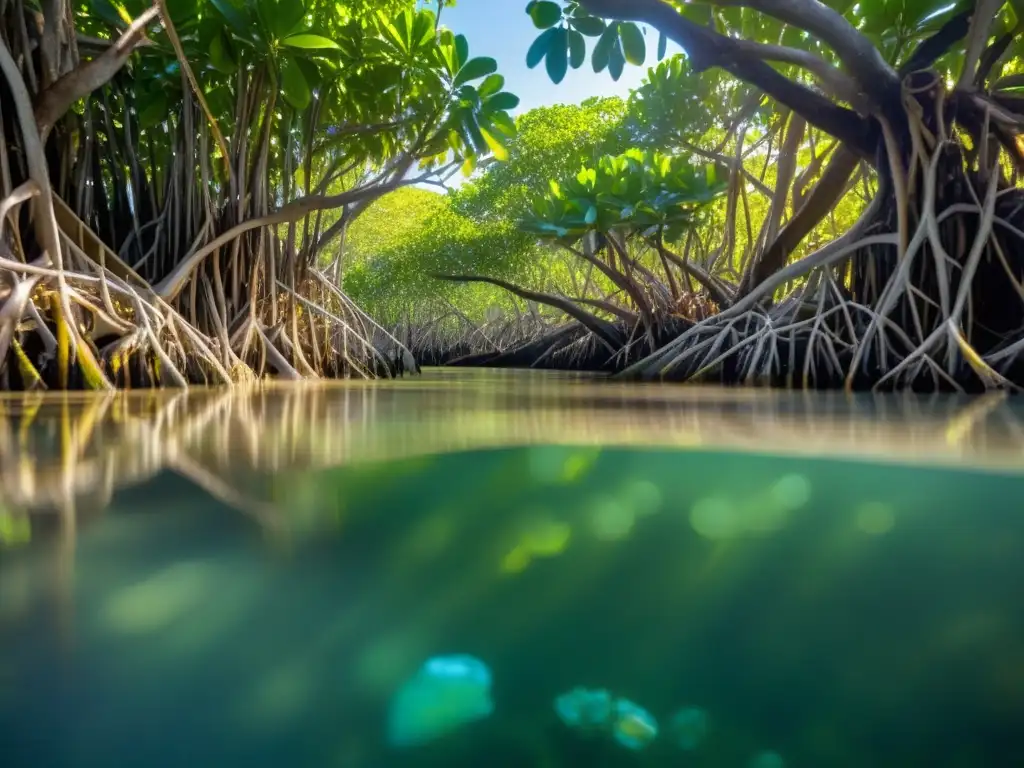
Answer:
[2,371,1024,767]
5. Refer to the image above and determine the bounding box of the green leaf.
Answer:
[479,125,510,161]
[546,26,569,84]
[487,92,521,111]
[89,0,126,26]
[608,40,625,80]
[279,55,311,109]
[479,73,505,98]
[454,56,498,86]
[618,22,645,66]
[267,0,305,40]
[455,33,470,69]
[527,27,557,69]
[529,0,562,29]
[295,57,321,89]
[138,92,168,130]
[490,110,517,136]
[657,31,667,61]
[281,34,340,49]
[569,14,605,36]
[592,24,618,73]
[209,30,237,74]
[209,0,252,41]
[568,29,586,69]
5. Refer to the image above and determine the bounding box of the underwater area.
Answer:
[1,370,1024,768]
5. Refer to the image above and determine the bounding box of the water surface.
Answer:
[2,370,1023,767]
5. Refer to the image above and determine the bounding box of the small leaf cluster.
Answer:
[523,0,667,83]
[521,148,728,243]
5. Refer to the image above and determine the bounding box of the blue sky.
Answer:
[433,0,671,113]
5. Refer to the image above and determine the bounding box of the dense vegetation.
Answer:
[0,0,517,387]
[347,0,1024,391]
[3,0,1024,391]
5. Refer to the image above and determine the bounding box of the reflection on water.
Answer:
[1,370,1024,767]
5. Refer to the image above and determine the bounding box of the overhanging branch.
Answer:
[713,0,900,107]
[34,4,159,141]
[578,0,875,157]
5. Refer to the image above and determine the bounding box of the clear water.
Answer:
[2,370,1024,767]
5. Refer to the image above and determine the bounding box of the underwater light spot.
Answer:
[554,686,614,731]
[741,496,791,534]
[611,698,658,750]
[527,447,575,484]
[855,502,895,535]
[669,706,709,750]
[501,544,532,574]
[523,518,572,557]
[749,749,785,768]
[619,480,663,516]
[387,654,494,749]
[102,561,214,635]
[768,474,811,510]
[589,496,636,541]
[561,450,599,482]
[0,511,31,547]
[690,496,741,540]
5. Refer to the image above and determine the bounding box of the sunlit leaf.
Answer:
[454,56,498,86]
[529,0,562,29]
[281,34,341,49]
[479,125,510,161]
[479,73,505,98]
[487,92,521,111]
[618,22,645,66]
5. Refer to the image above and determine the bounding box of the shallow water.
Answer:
[2,370,1024,767]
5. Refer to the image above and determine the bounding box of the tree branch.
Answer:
[712,0,900,106]
[899,9,972,75]
[434,273,622,351]
[739,144,859,296]
[578,0,875,157]
[34,5,159,141]
[728,38,869,111]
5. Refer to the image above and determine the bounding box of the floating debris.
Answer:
[669,706,709,750]
[554,686,614,731]
[610,697,659,750]
[387,654,494,748]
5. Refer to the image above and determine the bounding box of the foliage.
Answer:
[524,0,668,82]
[453,97,630,220]
[0,0,531,389]
[343,98,638,322]
[506,0,1024,391]
[522,148,727,242]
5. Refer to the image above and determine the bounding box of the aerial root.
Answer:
[0,182,409,389]
[623,147,1024,392]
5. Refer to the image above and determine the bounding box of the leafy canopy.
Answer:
[522,148,727,243]
[85,0,521,186]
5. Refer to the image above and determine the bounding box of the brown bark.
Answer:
[34,4,158,142]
